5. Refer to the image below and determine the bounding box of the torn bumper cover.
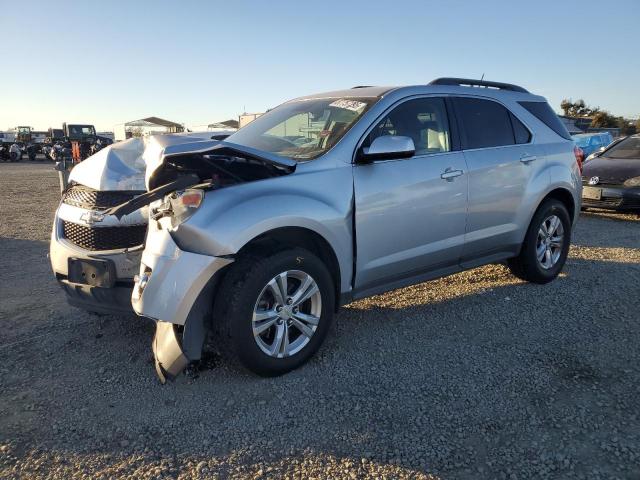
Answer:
[132,225,233,382]
[152,321,191,383]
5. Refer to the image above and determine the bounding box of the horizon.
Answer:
[2,0,639,131]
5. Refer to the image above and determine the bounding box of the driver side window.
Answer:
[366,97,451,156]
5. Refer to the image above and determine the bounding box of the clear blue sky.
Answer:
[2,0,639,131]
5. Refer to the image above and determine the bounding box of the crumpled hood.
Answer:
[583,157,640,184]
[68,138,146,190]
[68,133,215,191]
[145,139,297,190]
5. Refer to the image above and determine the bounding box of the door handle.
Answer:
[520,154,537,164]
[440,168,463,181]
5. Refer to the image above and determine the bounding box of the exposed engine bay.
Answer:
[150,149,291,190]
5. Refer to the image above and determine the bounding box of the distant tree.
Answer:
[560,99,573,116]
[590,111,620,128]
[560,99,599,117]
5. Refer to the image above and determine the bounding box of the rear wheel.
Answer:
[507,199,571,284]
[214,248,335,376]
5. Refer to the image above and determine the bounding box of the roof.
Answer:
[294,86,394,100]
[292,81,542,103]
[125,116,183,128]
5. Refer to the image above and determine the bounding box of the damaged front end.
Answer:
[108,140,296,382]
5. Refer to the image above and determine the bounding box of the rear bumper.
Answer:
[582,185,640,211]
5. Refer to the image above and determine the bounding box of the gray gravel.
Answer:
[1,162,639,479]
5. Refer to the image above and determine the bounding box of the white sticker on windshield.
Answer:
[329,99,367,112]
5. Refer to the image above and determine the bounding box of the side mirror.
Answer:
[357,135,415,163]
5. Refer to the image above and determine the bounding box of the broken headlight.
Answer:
[168,189,204,228]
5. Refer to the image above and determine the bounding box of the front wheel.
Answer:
[214,248,335,376]
[507,199,571,284]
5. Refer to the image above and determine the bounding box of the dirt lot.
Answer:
[1,162,639,479]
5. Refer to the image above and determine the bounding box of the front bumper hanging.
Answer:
[135,226,232,382]
[151,275,218,383]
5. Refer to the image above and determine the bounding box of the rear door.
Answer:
[353,96,468,292]
[453,96,545,264]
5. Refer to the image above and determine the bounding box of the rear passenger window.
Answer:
[518,101,572,140]
[510,112,531,144]
[454,98,515,149]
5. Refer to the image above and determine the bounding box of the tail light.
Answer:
[574,146,584,175]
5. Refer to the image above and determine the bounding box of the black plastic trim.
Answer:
[429,77,529,93]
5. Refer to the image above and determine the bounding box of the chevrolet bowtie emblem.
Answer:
[80,211,105,225]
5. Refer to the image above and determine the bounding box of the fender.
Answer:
[172,165,355,293]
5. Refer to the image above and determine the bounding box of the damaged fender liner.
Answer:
[152,270,223,383]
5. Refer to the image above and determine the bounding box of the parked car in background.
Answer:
[107,78,582,382]
[582,134,640,211]
[49,131,235,315]
[573,132,613,158]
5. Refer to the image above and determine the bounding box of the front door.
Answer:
[353,96,468,293]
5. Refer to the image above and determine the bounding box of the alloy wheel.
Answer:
[536,214,565,269]
[252,270,322,358]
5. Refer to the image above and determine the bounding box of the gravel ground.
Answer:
[1,162,639,479]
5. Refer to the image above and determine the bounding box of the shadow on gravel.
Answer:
[2,253,640,478]
[580,209,640,223]
[571,211,640,249]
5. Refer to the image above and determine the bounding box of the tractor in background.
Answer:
[15,126,38,161]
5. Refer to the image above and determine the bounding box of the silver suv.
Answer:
[108,78,582,381]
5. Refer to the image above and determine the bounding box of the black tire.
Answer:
[507,199,571,284]
[213,247,335,376]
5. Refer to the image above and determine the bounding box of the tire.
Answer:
[214,247,335,376]
[507,199,571,284]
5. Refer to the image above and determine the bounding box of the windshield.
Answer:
[227,97,378,160]
[602,136,640,159]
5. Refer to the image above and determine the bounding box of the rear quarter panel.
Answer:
[543,140,582,224]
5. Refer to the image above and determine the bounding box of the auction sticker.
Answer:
[329,99,367,112]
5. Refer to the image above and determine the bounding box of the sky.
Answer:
[1,0,639,131]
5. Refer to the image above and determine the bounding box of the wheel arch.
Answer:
[540,187,576,222]
[235,226,343,312]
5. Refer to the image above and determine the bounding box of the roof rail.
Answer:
[428,77,529,93]
[352,85,373,89]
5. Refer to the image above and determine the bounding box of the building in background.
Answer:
[114,116,184,141]
[208,119,239,130]
[239,113,263,128]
